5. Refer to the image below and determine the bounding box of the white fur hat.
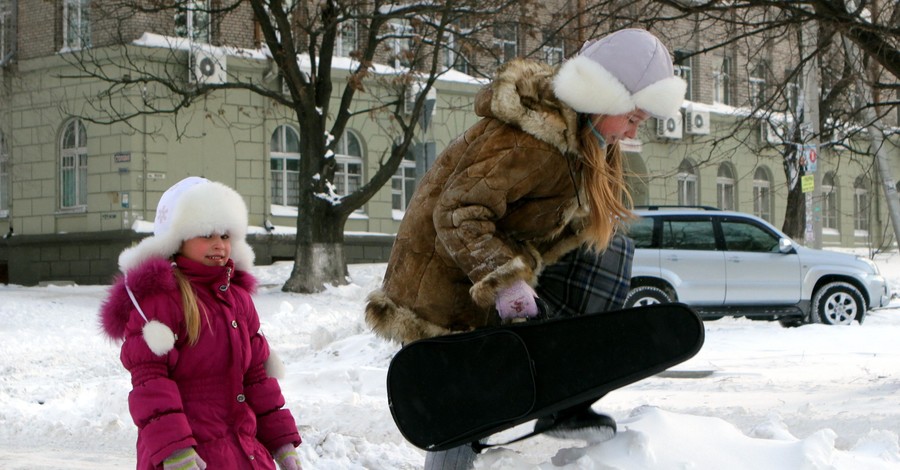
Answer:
[553,28,687,118]
[118,176,255,272]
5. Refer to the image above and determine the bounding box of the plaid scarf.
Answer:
[536,233,634,318]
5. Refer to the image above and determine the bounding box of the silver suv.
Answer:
[624,207,891,326]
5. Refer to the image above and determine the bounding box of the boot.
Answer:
[533,406,617,444]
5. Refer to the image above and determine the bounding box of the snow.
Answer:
[1,250,899,469]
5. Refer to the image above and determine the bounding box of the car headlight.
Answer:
[856,256,880,274]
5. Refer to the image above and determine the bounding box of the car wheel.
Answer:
[811,282,866,325]
[624,286,672,308]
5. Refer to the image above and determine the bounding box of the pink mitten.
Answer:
[495,280,539,320]
[274,443,302,470]
[163,448,207,470]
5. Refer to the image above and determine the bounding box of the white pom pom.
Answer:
[265,349,286,379]
[142,320,176,356]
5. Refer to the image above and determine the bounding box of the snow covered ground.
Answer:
[1,249,899,469]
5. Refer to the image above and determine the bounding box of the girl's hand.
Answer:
[163,447,207,470]
[274,443,303,470]
[495,280,539,319]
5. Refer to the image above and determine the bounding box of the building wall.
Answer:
[1,1,899,286]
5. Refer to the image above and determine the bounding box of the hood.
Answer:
[99,257,257,341]
[474,58,581,156]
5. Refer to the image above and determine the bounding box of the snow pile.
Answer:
[1,252,899,468]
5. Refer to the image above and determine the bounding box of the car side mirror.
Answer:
[778,238,794,253]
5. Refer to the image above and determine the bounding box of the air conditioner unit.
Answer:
[656,112,683,139]
[684,109,710,135]
[190,47,227,85]
[404,81,424,115]
[760,120,782,145]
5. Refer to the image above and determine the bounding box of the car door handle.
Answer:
[727,257,741,263]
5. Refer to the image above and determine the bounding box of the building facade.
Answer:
[0,0,898,285]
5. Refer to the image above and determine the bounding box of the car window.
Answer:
[721,220,780,252]
[628,217,655,248]
[661,219,716,251]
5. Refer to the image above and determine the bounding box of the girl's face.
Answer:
[180,233,232,266]
[593,110,650,146]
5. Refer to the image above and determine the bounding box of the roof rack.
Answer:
[634,205,721,211]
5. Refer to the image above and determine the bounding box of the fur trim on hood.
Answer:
[475,59,581,156]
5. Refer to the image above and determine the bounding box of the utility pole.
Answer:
[800,17,823,248]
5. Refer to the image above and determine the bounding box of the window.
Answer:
[60,119,88,210]
[713,56,731,105]
[391,147,416,214]
[270,125,301,207]
[721,220,780,253]
[822,172,838,231]
[336,14,358,57]
[661,219,716,251]
[677,159,698,206]
[749,61,768,108]
[716,164,736,210]
[629,216,655,249]
[334,130,363,199]
[175,0,210,43]
[543,31,564,66]
[0,131,8,217]
[389,19,414,68]
[493,23,517,64]
[0,0,13,64]
[63,0,91,50]
[752,167,772,222]
[854,176,869,235]
[674,50,693,101]
[444,19,471,74]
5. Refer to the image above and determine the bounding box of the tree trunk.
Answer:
[282,208,350,293]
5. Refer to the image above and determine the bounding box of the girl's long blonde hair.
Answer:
[578,115,635,251]
[173,266,207,346]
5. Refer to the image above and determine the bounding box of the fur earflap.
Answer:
[553,56,635,116]
[142,320,176,356]
[632,76,688,120]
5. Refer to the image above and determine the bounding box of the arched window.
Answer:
[391,143,416,215]
[60,119,88,210]
[270,125,301,207]
[677,159,698,206]
[0,130,8,217]
[716,163,736,210]
[334,129,363,199]
[822,172,838,230]
[854,175,869,235]
[752,167,772,221]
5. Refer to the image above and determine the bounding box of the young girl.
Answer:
[365,29,686,469]
[101,177,302,470]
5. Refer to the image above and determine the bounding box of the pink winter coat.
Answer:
[100,256,301,469]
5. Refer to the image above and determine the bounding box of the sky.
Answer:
[0,248,898,469]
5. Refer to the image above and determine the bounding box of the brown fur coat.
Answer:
[365,59,593,344]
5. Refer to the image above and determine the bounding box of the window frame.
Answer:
[269,124,301,207]
[333,130,364,209]
[175,0,211,44]
[0,0,13,65]
[752,167,772,222]
[749,61,768,108]
[853,176,869,236]
[62,0,91,51]
[716,164,736,211]
[59,119,88,211]
[391,148,416,216]
[493,22,518,64]
[713,56,731,105]
[822,172,839,231]
[336,13,358,57]
[677,160,698,206]
[674,50,693,102]
[542,31,564,66]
